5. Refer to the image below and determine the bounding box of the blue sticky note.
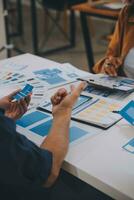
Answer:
[119,101,134,125]
[17,111,49,127]
[122,138,134,154]
[30,119,53,136]
[69,126,88,143]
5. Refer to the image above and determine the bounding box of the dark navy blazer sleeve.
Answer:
[0,111,52,186]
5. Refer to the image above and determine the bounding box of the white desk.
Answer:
[1,53,134,200]
[64,119,134,200]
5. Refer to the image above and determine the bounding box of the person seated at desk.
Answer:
[93,0,134,78]
[0,82,86,199]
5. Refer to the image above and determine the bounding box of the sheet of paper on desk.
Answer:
[62,63,89,78]
[72,96,122,129]
[0,79,47,110]
[122,138,134,154]
[0,70,23,85]
[39,92,122,129]
[119,100,134,125]
[0,62,48,106]
[16,109,99,146]
[33,63,89,88]
[0,70,47,109]
[0,60,28,71]
[0,70,34,87]
[0,85,19,98]
[0,55,89,89]
[30,120,90,143]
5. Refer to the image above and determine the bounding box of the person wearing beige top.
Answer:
[93,0,134,78]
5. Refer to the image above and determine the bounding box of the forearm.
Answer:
[40,111,71,187]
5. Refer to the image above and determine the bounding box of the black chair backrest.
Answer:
[42,0,88,10]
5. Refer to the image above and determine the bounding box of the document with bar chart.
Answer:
[39,93,122,129]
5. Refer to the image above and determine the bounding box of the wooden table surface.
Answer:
[72,2,120,19]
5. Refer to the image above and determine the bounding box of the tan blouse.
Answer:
[93,5,134,75]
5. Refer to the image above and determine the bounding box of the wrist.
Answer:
[52,112,71,133]
[53,109,71,123]
[53,108,72,118]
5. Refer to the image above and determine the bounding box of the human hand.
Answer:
[102,56,122,76]
[5,95,31,120]
[0,89,31,109]
[0,89,31,120]
[51,82,87,117]
[0,89,21,110]
[102,57,117,76]
[0,89,32,111]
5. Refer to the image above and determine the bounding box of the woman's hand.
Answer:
[102,56,122,76]
[102,58,117,76]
